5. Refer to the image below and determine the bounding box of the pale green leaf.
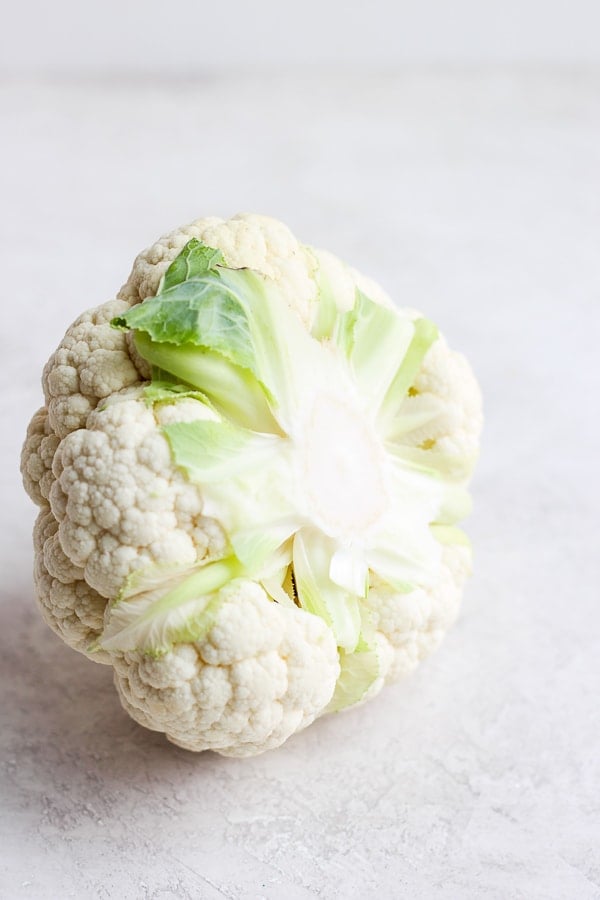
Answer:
[334,290,416,406]
[293,528,361,652]
[135,333,279,433]
[159,238,225,292]
[430,524,472,547]
[378,317,439,431]
[329,547,369,598]
[98,556,243,654]
[163,418,280,483]
[326,640,382,712]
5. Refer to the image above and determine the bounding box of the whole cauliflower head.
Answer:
[21,213,482,756]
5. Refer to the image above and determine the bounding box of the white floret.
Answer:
[42,299,143,439]
[112,582,340,757]
[48,390,226,600]
[118,213,320,328]
[399,337,483,479]
[367,544,472,683]
[33,508,111,664]
[21,407,60,506]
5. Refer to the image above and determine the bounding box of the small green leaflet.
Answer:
[135,333,279,434]
[112,238,258,375]
[292,529,362,653]
[324,599,385,711]
[163,418,266,483]
[333,290,436,420]
[113,279,256,372]
[430,524,471,547]
[378,317,439,430]
[159,239,226,292]
[326,638,382,712]
[164,416,299,572]
[311,251,341,341]
[96,556,244,654]
[143,380,211,408]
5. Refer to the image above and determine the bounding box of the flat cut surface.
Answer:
[1,69,598,899]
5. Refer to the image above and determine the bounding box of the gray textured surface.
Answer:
[1,70,599,899]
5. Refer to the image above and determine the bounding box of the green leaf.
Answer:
[232,520,299,571]
[143,380,211,408]
[387,443,474,527]
[113,277,256,372]
[261,564,297,609]
[334,290,418,410]
[435,483,473,524]
[378,317,439,432]
[163,418,282,483]
[135,333,279,433]
[98,556,244,654]
[293,529,361,652]
[326,600,385,712]
[387,442,478,482]
[430,524,471,547]
[332,296,359,357]
[364,542,424,592]
[158,238,225,292]
[327,639,382,712]
[165,417,299,572]
[329,547,369,598]
[383,394,445,443]
[111,241,266,384]
[150,365,182,385]
[311,254,342,341]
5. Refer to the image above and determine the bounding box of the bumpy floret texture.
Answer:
[117,213,320,326]
[33,507,111,664]
[49,389,226,600]
[21,213,482,756]
[113,582,340,757]
[400,337,482,478]
[22,407,60,507]
[42,299,141,439]
[366,544,472,684]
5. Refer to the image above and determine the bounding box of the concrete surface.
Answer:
[1,69,599,899]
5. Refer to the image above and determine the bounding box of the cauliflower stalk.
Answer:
[21,214,482,756]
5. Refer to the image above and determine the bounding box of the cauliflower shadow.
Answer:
[0,586,222,814]
[1,575,400,829]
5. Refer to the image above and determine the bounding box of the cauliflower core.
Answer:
[21,213,482,756]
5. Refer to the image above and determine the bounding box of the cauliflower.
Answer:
[21,213,482,756]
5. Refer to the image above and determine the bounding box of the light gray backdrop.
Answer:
[2,0,599,72]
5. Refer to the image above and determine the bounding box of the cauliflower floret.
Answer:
[49,391,226,599]
[33,508,111,664]
[21,407,60,506]
[400,337,483,479]
[118,213,319,328]
[112,581,340,757]
[43,299,143,439]
[366,543,472,684]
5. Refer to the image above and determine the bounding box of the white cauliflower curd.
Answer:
[21,214,482,756]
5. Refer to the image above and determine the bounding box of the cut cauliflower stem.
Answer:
[21,214,482,757]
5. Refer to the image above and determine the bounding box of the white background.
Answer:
[1,0,600,70]
[1,5,599,900]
